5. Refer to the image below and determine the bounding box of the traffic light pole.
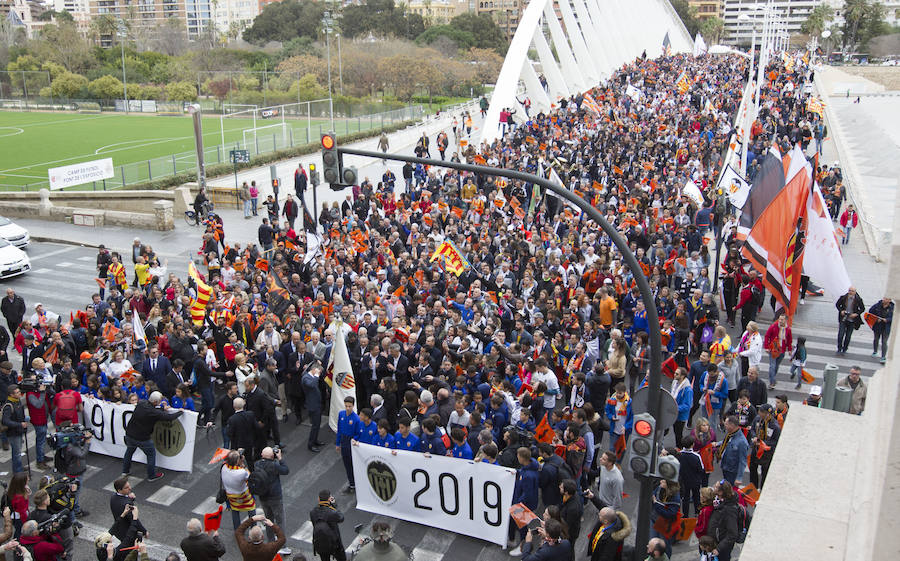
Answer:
[339,147,663,558]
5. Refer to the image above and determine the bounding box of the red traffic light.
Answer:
[634,419,653,437]
[321,134,335,150]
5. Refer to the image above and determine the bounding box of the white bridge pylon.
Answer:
[480,0,693,146]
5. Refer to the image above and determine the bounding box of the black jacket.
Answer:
[677,449,705,491]
[212,393,236,426]
[109,493,147,542]
[310,503,344,555]
[1,295,25,327]
[252,458,289,499]
[124,400,183,441]
[226,410,259,451]
[244,387,276,431]
[708,495,742,553]
[559,495,584,542]
[180,532,226,561]
[836,292,865,329]
[1,398,26,436]
[191,357,226,391]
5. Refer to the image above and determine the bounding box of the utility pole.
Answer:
[118,20,128,114]
[323,11,334,129]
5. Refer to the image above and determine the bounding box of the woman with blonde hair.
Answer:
[233,353,255,394]
[738,321,763,377]
[220,449,254,530]
[694,486,717,539]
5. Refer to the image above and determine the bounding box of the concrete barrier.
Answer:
[0,189,172,231]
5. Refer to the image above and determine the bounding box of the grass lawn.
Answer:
[0,110,383,191]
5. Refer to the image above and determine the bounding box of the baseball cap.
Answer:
[80,352,93,361]
[809,385,822,396]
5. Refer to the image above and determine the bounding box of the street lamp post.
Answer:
[337,146,664,561]
[118,21,128,114]
[323,11,334,129]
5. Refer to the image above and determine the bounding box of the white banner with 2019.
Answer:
[351,442,516,546]
[80,397,198,472]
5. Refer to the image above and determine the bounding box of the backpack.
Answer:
[247,466,271,497]
[55,392,79,422]
[750,285,763,310]
[554,457,575,485]
[0,403,9,434]
[736,503,752,543]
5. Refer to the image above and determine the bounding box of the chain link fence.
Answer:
[3,103,425,192]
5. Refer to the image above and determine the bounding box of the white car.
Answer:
[0,216,29,248]
[0,237,29,279]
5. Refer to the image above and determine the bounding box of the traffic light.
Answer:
[627,413,656,476]
[655,454,680,481]
[309,163,319,187]
[321,133,340,184]
[331,166,357,191]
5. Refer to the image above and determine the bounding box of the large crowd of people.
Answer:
[0,47,887,561]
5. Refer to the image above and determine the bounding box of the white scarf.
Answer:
[671,376,691,398]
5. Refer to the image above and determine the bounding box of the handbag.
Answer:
[215,474,227,504]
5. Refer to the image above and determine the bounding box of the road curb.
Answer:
[32,235,101,249]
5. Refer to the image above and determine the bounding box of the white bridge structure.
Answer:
[481,0,694,145]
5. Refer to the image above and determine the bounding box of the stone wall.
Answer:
[0,189,174,231]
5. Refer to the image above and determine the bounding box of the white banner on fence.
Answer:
[81,397,198,472]
[351,443,516,546]
[48,158,114,191]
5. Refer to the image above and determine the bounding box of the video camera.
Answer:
[37,508,71,535]
[41,475,78,514]
[49,425,93,450]
[19,377,41,393]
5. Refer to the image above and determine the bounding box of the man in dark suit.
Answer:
[180,518,226,561]
[244,376,279,449]
[109,477,147,542]
[20,333,39,376]
[226,397,259,464]
[166,359,190,399]
[301,363,325,452]
[285,341,315,425]
[140,344,172,395]
[371,394,388,426]
[191,341,231,425]
[360,344,387,406]
[256,345,285,374]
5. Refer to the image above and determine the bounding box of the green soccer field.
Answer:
[0,110,366,191]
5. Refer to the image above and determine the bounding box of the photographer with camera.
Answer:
[251,447,288,542]
[109,478,146,544]
[1,385,28,474]
[22,375,51,472]
[29,490,71,561]
[17,520,63,561]
[49,423,91,520]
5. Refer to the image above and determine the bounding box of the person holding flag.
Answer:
[866,297,894,364]
[327,320,360,493]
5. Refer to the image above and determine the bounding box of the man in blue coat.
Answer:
[301,364,325,452]
[717,415,750,485]
[335,396,361,493]
[509,447,540,556]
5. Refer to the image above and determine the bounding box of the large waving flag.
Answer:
[676,71,691,94]
[266,271,292,316]
[188,261,212,326]
[717,164,751,209]
[132,311,147,352]
[739,144,813,320]
[662,31,672,56]
[806,96,826,118]
[325,320,356,432]
[803,183,852,300]
[581,93,601,114]
[693,33,708,57]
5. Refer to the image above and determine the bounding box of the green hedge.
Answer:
[128,120,415,191]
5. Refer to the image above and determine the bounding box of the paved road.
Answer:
[1,242,884,561]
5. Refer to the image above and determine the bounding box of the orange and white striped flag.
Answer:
[676,71,691,94]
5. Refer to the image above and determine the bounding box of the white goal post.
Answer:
[242,122,289,152]
[223,103,258,115]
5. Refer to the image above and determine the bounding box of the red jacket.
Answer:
[763,323,793,357]
[19,534,65,561]
[840,209,858,229]
[25,391,49,426]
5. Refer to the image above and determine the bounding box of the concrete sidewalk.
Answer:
[815,65,900,261]
[17,98,484,259]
